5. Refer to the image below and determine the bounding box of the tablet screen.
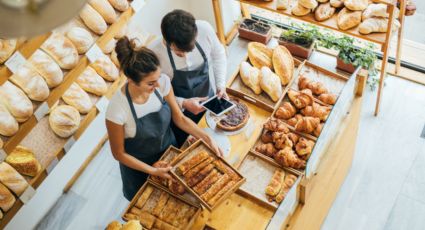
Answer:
[202,97,234,115]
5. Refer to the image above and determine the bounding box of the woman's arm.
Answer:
[105,120,171,179]
[165,89,223,157]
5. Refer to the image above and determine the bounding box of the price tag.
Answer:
[5,51,26,74]
[95,96,109,113]
[0,149,7,162]
[86,44,106,63]
[131,0,146,12]
[63,137,76,153]
[19,186,36,204]
[46,157,59,174]
[34,102,50,121]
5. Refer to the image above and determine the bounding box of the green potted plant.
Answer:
[278,27,319,59]
[238,18,272,44]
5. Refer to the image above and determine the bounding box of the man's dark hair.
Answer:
[161,9,197,52]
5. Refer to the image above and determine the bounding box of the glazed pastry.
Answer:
[362,3,388,20]
[275,102,296,120]
[330,0,344,8]
[6,146,41,177]
[274,147,306,169]
[66,27,94,54]
[292,3,311,16]
[247,42,273,69]
[255,143,278,158]
[239,61,262,95]
[176,151,209,175]
[212,160,240,181]
[29,49,63,88]
[272,132,293,149]
[265,170,285,196]
[183,156,214,180]
[344,0,368,11]
[207,180,236,206]
[193,169,220,195]
[315,3,336,22]
[295,137,315,157]
[314,123,323,137]
[135,186,153,209]
[152,192,169,217]
[260,67,282,102]
[272,45,294,86]
[200,174,230,201]
[359,18,388,35]
[261,130,274,143]
[62,83,93,114]
[264,118,289,133]
[318,93,337,105]
[275,174,297,203]
[0,103,19,136]
[49,105,81,138]
[298,76,328,95]
[288,89,314,109]
[186,164,215,187]
[287,114,303,127]
[287,132,300,144]
[76,66,108,96]
[299,0,318,9]
[0,39,17,64]
[0,162,29,196]
[10,62,50,101]
[0,81,33,123]
[295,116,320,134]
[337,8,362,31]
[168,179,186,195]
[41,32,79,70]
[301,103,331,121]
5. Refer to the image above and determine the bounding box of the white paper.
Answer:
[95,96,109,113]
[86,44,106,63]
[63,137,76,153]
[131,0,146,12]
[5,51,26,74]
[46,157,59,174]
[34,102,49,121]
[0,149,7,162]
[244,121,255,140]
[19,186,36,204]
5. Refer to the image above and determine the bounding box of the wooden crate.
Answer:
[170,140,246,211]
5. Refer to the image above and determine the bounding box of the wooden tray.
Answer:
[170,139,246,211]
[237,151,299,211]
[122,181,201,230]
[226,55,304,113]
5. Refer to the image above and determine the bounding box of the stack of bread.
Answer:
[265,170,297,204]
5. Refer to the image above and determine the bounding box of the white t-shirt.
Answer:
[105,74,171,138]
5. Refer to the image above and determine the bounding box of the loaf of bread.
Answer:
[359,18,388,34]
[247,42,273,69]
[292,3,311,16]
[79,4,108,35]
[89,0,117,24]
[49,105,81,138]
[260,67,282,102]
[110,50,120,67]
[0,81,33,122]
[0,103,19,136]
[66,27,94,54]
[6,146,41,177]
[41,32,79,70]
[102,39,116,54]
[0,39,17,64]
[122,220,143,230]
[0,162,29,196]
[29,49,64,88]
[108,0,129,11]
[337,8,362,31]
[299,0,318,9]
[76,66,108,96]
[0,182,15,212]
[90,56,119,81]
[315,3,336,21]
[330,0,344,8]
[10,62,50,101]
[62,83,93,114]
[362,3,388,21]
[272,45,294,86]
[344,0,368,11]
[239,61,262,94]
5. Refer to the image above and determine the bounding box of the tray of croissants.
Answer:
[169,139,246,211]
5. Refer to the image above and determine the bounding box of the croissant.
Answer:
[298,76,328,95]
[295,137,315,157]
[288,90,314,109]
[274,147,306,169]
[287,132,300,144]
[255,143,278,158]
[261,130,274,143]
[275,102,296,120]
[272,132,293,149]
[295,116,320,134]
[301,103,331,121]
[264,118,289,133]
[314,123,323,137]
[318,93,337,105]
[287,114,303,127]
[298,75,311,90]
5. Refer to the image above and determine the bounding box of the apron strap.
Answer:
[153,89,165,104]
[166,41,207,71]
[125,83,139,122]
[195,42,208,63]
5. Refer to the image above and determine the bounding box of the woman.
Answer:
[106,37,223,201]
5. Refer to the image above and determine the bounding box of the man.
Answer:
[149,9,227,147]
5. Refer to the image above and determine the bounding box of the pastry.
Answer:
[207,180,236,206]
[89,0,117,24]
[274,147,306,169]
[301,103,331,121]
[102,39,116,54]
[287,114,303,127]
[330,0,344,8]
[172,205,190,227]
[337,8,362,31]
[344,0,368,11]
[66,27,94,54]
[0,103,19,136]
[264,118,289,133]
[359,18,388,35]
[239,61,262,95]
[108,0,129,11]
[314,123,323,137]
[295,116,320,134]
[275,102,296,120]
[200,174,230,201]
[139,211,156,229]
[0,39,17,64]
[212,160,240,181]
[162,201,184,227]
[152,192,169,217]
[318,93,337,105]
[247,42,273,69]
[153,219,178,230]
[295,137,315,157]
[41,32,79,70]
[288,89,314,109]
[265,170,285,196]
[299,0,318,9]
[79,4,108,35]
[292,3,311,16]
[183,156,213,180]
[135,186,153,209]
[0,162,29,196]
[298,76,328,95]
[106,220,122,230]
[29,49,64,88]
[0,182,15,212]
[275,174,297,203]
[288,132,300,144]
[186,164,215,187]
[168,179,186,195]
[216,99,250,131]
[272,45,294,86]
[49,105,81,138]
[176,151,209,175]
[276,0,289,10]
[261,130,274,143]
[272,132,293,149]
[362,3,388,21]
[123,213,139,221]
[158,196,178,220]
[193,169,220,195]
[0,81,33,123]
[151,161,169,186]
[317,0,329,2]
[122,220,143,230]
[90,56,120,81]
[129,207,141,216]
[10,62,50,101]
[76,66,108,96]
[6,146,41,177]
[315,3,336,22]
[62,83,93,114]
[260,67,282,102]
[255,143,278,158]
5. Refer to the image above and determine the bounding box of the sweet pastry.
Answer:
[41,32,79,70]
[168,179,186,195]
[66,27,94,54]
[62,83,93,114]
[207,180,236,206]
[298,76,328,95]
[288,132,300,144]
[287,114,302,127]
[76,66,108,96]
[255,143,278,158]
[151,161,170,186]
[272,45,294,86]
[135,186,153,209]
[186,164,215,187]
[0,103,19,136]
[102,39,117,54]
[108,0,129,11]
[0,182,15,212]
[275,102,296,120]
[247,42,273,69]
[275,174,297,203]
[0,162,29,196]
[274,147,306,169]
[183,156,214,180]
[295,137,315,157]
[216,99,250,131]
[10,62,50,101]
[200,174,230,201]
[265,170,285,196]
[79,4,108,35]
[299,0,318,9]
[6,146,41,177]
[152,192,169,217]
[315,3,336,22]
[295,116,320,134]
[213,160,240,181]
[276,0,289,10]
[139,211,156,229]
[106,221,122,230]
[110,50,120,67]
[90,56,120,81]
[0,81,33,123]
[362,3,388,21]
[330,0,344,8]
[288,89,314,109]
[49,105,81,138]
[337,8,362,31]
[344,0,368,11]
[314,123,323,137]
[193,169,220,195]
[239,61,262,94]
[176,151,209,175]
[158,196,178,220]
[317,0,329,2]
[301,103,331,121]
[261,130,274,143]
[292,3,311,16]
[29,49,64,88]
[0,39,17,64]
[153,219,178,230]
[122,220,143,230]
[272,132,293,149]
[260,67,282,102]
[88,0,117,24]
[264,118,289,133]
[359,18,388,35]
[318,93,337,105]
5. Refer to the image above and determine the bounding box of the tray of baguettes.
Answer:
[169,139,246,211]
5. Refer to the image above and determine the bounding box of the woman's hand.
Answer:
[205,137,224,157]
[152,166,172,180]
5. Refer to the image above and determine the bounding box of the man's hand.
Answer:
[182,97,208,115]
[217,88,229,100]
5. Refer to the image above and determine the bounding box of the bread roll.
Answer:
[260,67,282,102]
[0,103,19,136]
[292,3,311,16]
[29,49,64,88]
[76,66,108,96]
[102,39,116,54]
[247,42,273,69]
[79,4,108,35]
[106,221,122,230]
[41,32,79,70]
[239,61,262,95]
[272,45,294,86]
[0,162,29,196]
[362,4,388,21]
[10,62,50,101]
[0,182,15,212]
[6,146,41,177]
[0,39,17,64]
[330,0,344,8]
[344,0,368,11]
[315,3,336,21]
[122,220,142,230]
[62,83,93,114]
[66,27,94,54]
[337,8,361,31]
[89,0,117,24]
[49,105,81,138]
[299,0,318,9]
[359,18,388,34]
[108,0,129,11]
[0,81,33,122]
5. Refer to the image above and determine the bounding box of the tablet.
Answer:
[201,95,235,116]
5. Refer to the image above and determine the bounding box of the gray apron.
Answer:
[120,84,176,200]
[167,42,214,147]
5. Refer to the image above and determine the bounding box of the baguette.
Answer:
[66,27,94,55]
[239,61,262,95]
[135,186,153,209]
[186,163,215,187]
[41,32,79,70]
[0,81,33,123]
[0,182,16,212]
[152,192,169,217]
[76,66,108,96]
[29,49,63,88]
[0,162,29,196]
[272,45,294,86]
[183,156,213,179]
[0,39,17,64]
[200,174,230,201]
[90,56,120,81]
[176,151,209,175]
[102,39,116,54]
[79,4,107,35]
[88,0,117,24]
[207,180,236,206]
[10,62,50,101]
[0,103,19,137]
[193,169,220,195]
[62,83,93,114]
[212,160,240,181]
